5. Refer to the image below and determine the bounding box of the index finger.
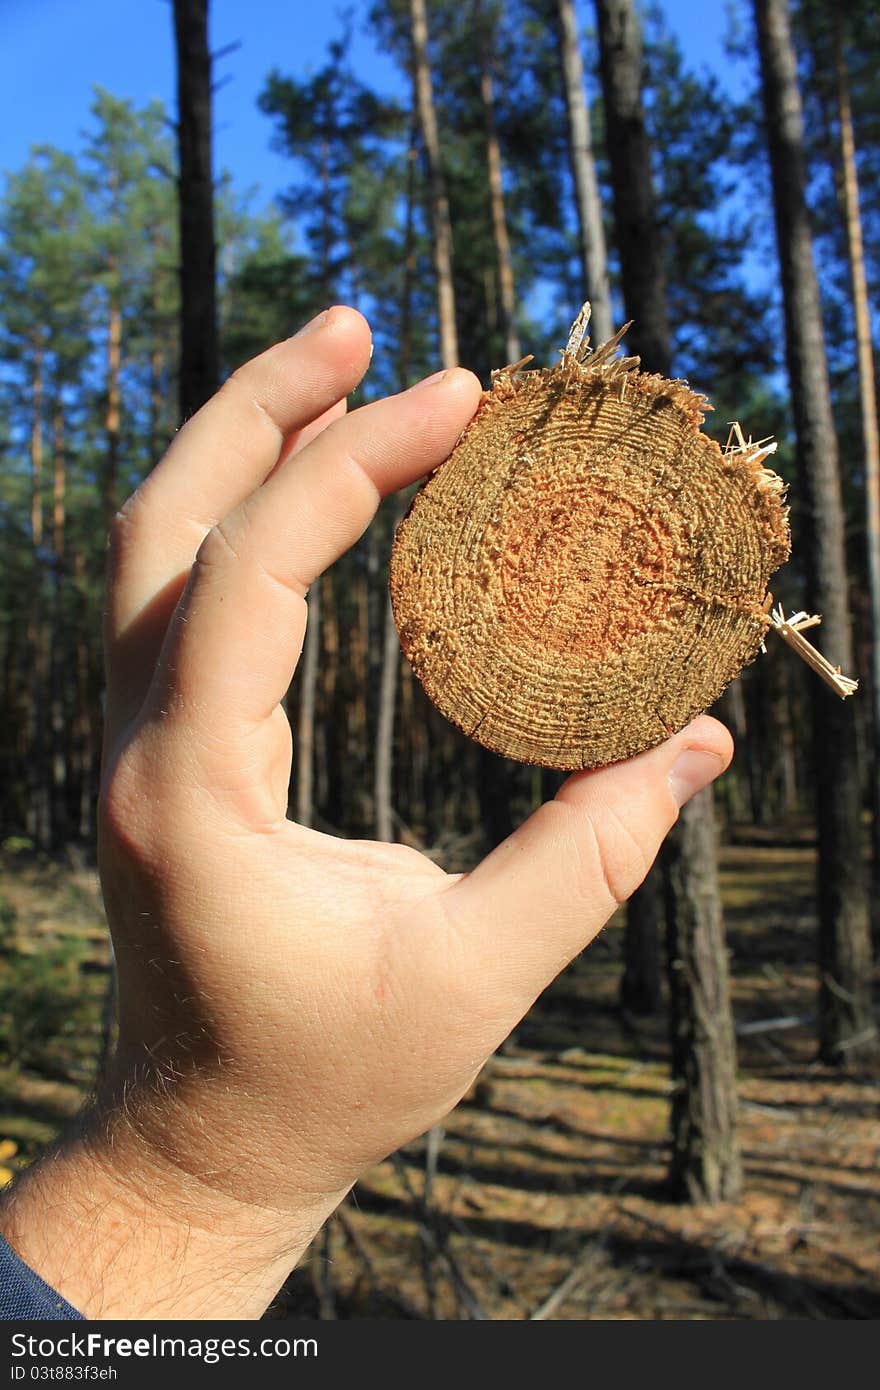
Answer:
[105,307,372,732]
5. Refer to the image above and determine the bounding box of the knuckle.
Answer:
[106,491,144,562]
[98,746,158,866]
[195,515,245,572]
[551,795,651,910]
[590,800,652,906]
[220,370,283,448]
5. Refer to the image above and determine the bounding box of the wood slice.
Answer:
[389,339,790,771]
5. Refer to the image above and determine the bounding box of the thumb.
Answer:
[443,715,732,1003]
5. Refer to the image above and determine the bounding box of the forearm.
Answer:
[0,1103,337,1321]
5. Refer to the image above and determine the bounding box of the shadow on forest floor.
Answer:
[0,836,878,1320]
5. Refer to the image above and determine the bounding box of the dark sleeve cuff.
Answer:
[0,1233,84,1320]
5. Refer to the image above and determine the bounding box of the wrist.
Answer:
[0,1084,342,1320]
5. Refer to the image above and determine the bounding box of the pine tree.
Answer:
[173,0,219,421]
[0,151,92,845]
[476,0,521,365]
[833,16,880,907]
[83,91,179,519]
[754,0,874,1064]
[555,0,613,342]
[410,0,459,369]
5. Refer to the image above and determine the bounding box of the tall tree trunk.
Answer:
[399,659,426,835]
[296,130,335,832]
[409,2,514,848]
[319,570,342,828]
[27,344,50,849]
[595,0,666,1020]
[410,0,458,369]
[349,569,370,831]
[30,342,43,550]
[715,681,748,828]
[1,628,23,835]
[620,869,663,1016]
[476,0,521,365]
[596,0,741,1198]
[149,223,176,471]
[104,284,121,531]
[405,3,462,1228]
[376,128,418,842]
[149,342,165,471]
[50,396,68,846]
[754,0,874,1063]
[173,0,219,421]
[835,16,880,911]
[556,0,614,344]
[744,656,799,825]
[72,550,96,843]
[477,746,516,850]
[296,579,320,829]
[594,0,670,369]
[666,788,742,1201]
[375,537,404,843]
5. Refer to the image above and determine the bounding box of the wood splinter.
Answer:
[768,605,858,699]
[725,424,857,700]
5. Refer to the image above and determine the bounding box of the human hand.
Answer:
[0,307,731,1319]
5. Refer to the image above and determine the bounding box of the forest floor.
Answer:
[1,829,878,1321]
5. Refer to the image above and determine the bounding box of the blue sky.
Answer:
[3,0,744,211]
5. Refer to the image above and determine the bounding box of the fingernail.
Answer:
[668,748,724,808]
[292,309,329,339]
[410,368,451,391]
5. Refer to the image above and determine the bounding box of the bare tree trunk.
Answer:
[173,0,219,421]
[376,126,418,842]
[1,628,23,835]
[556,0,614,344]
[149,342,165,471]
[754,0,874,1063]
[715,681,748,827]
[620,869,663,1016]
[27,344,50,849]
[596,0,667,1022]
[375,548,403,843]
[477,747,516,850]
[596,0,741,1198]
[30,343,43,550]
[295,125,336,832]
[744,656,799,824]
[410,0,458,369]
[319,569,342,828]
[403,10,459,1241]
[104,287,121,532]
[594,0,671,369]
[313,622,328,818]
[835,17,880,910]
[476,0,521,365]
[296,580,321,829]
[149,227,173,471]
[349,570,370,830]
[666,788,742,1201]
[50,397,68,846]
[52,402,65,573]
[400,659,425,834]
[72,550,96,843]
